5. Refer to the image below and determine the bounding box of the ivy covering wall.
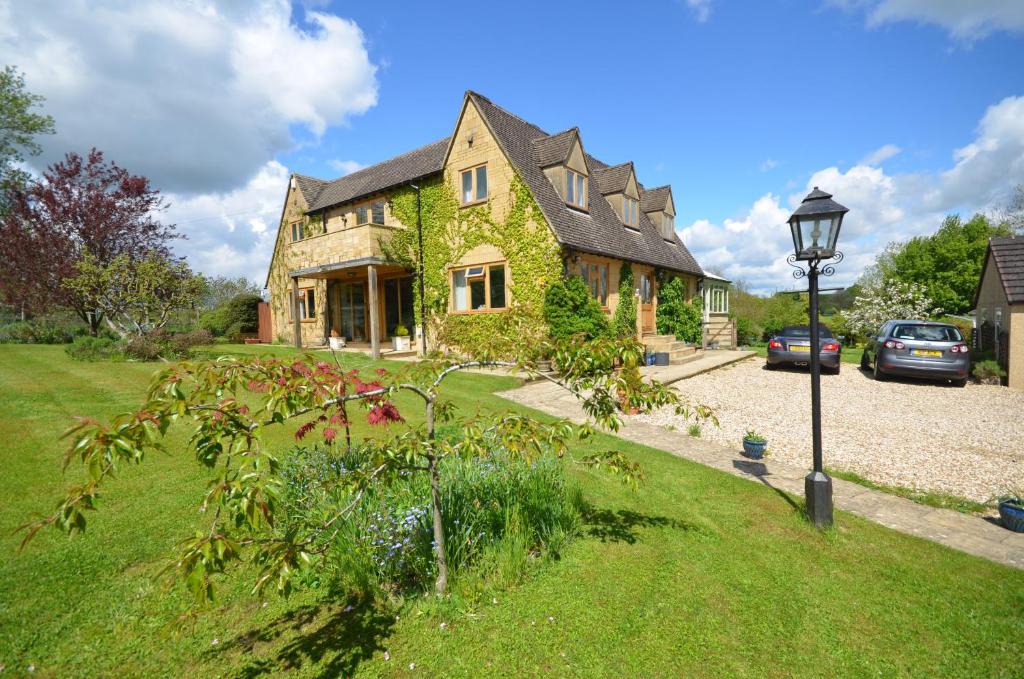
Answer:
[385,173,562,356]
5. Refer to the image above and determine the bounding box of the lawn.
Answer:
[1,344,1022,677]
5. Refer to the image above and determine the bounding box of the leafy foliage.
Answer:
[0,149,179,333]
[23,339,714,603]
[64,251,204,337]
[972,360,1006,382]
[543,276,611,341]
[0,317,88,344]
[199,275,261,310]
[613,262,637,339]
[655,277,702,343]
[64,336,125,361]
[0,65,55,213]
[761,293,809,338]
[844,279,938,336]
[200,293,262,338]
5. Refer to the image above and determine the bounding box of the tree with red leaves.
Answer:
[0,149,179,333]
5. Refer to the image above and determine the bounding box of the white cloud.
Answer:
[859,144,902,166]
[328,159,365,175]
[165,160,289,284]
[682,96,1024,294]
[760,159,779,172]
[0,0,378,194]
[686,0,713,23]
[833,0,1024,41]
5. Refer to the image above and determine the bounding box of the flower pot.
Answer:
[328,336,345,351]
[998,502,1024,532]
[392,335,411,352]
[742,439,767,459]
[536,358,552,373]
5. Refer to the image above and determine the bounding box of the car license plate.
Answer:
[912,349,943,357]
[791,345,811,352]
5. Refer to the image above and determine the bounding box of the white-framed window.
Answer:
[623,197,639,227]
[460,164,488,204]
[566,169,587,209]
[450,262,507,312]
[709,287,728,314]
[288,288,316,321]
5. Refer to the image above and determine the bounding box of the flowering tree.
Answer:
[844,278,939,337]
[20,339,715,600]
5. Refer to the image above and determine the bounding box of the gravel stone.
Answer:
[633,358,1024,502]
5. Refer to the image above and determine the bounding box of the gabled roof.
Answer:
[592,162,634,195]
[640,185,672,214]
[467,92,702,276]
[977,236,1024,306]
[305,138,450,212]
[293,173,328,205]
[531,128,579,167]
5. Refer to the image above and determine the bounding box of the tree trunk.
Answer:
[425,398,449,595]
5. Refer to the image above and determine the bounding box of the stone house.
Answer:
[973,236,1024,388]
[264,91,731,358]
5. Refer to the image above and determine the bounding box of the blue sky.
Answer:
[3,0,1023,292]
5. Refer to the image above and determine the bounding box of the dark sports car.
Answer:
[766,325,842,374]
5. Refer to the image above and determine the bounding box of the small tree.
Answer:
[20,340,715,601]
[200,293,262,337]
[0,66,55,214]
[613,262,637,339]
[844,278,939,337]
[656,277,702,343]
[64,252,204,337]
[543,276,611,341]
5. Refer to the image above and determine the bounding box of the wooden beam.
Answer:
[291,276,302,348]
[367,264,380,359]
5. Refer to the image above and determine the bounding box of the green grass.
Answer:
[1,344,1022,677]
[828,468,992,514]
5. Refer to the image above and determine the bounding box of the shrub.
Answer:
[0,319,87,344]
[544,276,611,341]
[124,333,164,361]
[281,442,582,597]
[973,360,1006,383]
[168,329,213,356]
[199,293,261,337]
[613,262,637,339]
[734,315,759,345]
[65,336,124,361]
[655,277,702,343]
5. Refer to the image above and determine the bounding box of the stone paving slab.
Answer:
[499,379,1024,570]
[640,349,756,384]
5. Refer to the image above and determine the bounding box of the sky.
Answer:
[2,0,1023,294]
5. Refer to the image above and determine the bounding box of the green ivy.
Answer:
[613,261,637,339]
[385,174,562,355]
[656,277,702,344]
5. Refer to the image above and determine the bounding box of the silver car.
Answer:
[861,320,970,387]
[766,325,842,374]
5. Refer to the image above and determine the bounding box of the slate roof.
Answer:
[592,162,634,195]
[290,91,703,276]
[468,92,702,275]
[982,236,1024,305]
[531,128,578,168]
[293,174,328,205]
[305,138,450,212]
[640,185,672,213]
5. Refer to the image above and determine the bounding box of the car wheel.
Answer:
[831,364,841,375]
[952,378,967,388]
[765,361,777,370]
[873,359,886,381]
[860,351,870,371]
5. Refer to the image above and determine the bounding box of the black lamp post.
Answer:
[786,187,848,529]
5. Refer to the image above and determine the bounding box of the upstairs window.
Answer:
[290,221,304,242]
[460,164,488,204]
[623,197,639,227]
[355,199,386,226]
[662,213,675,239]
[566,169,587,209]
[451,262,507,312]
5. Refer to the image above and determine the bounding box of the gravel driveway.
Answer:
[633,357,1024,502]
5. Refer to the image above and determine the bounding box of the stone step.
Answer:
[641,334,676,344]
[644,339,696,354]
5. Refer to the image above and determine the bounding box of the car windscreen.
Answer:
[892,324,963,342]
[780,325,834,339]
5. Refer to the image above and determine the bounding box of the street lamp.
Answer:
[786,187,849,529]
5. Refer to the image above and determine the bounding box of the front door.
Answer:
[337,282,366,342]
[639,272,655,333]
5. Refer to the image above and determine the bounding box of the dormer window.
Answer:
[566,169,587,208]
[623,196,639,227]
[662,213,674,239]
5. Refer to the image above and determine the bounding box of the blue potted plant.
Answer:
[998,491,1024,533]
[742,430,767,459]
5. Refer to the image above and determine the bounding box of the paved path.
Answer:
[640,349,755,384]
[500,379,1024,570]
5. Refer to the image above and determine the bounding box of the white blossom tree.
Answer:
[844,279,940,337]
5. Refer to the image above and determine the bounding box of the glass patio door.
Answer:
[383,277,415,337]
[338,282,366,342]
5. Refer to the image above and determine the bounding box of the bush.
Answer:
[199,293,261,337]
[280,441,582,597]
[544,276,611,341]
[168,329,213,356]
[65,336,124,361]
[734,315,759,345]
[655,277,701,343]
[0,318,88,344]
[973,360,1006,383]
[613,262,637,339]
